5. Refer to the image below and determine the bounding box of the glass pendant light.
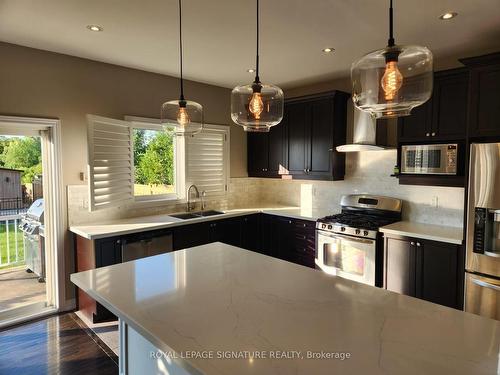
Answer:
[351,0,433,119]
[161,0,203,136]
[231,0,284,132]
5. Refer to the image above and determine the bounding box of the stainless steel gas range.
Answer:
[315,195,402,287]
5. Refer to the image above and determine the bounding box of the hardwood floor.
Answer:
[0,313,118,375]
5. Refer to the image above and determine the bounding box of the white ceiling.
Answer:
[1,0,500,89]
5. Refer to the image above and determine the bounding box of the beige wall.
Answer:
[0,42,247,181]
[0,42,248,306]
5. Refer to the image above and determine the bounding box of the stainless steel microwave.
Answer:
[401,144,458,175]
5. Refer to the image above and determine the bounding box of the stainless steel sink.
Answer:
[169,210,225,220]
[196,210,225,217]
[169,212,201,220]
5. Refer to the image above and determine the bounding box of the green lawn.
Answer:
[0,219,25,269]
[134,184,175,196]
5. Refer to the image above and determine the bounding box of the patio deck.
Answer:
[0,266,45,312]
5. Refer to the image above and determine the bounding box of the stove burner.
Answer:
[319,213,397,231]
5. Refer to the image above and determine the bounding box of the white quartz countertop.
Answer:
[380,221,463,245]
[69,206,329,240]
[71,242,499,375]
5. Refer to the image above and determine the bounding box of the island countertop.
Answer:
[70,243,499,375]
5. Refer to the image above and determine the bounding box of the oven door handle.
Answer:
[471,277,500,292]
[317,230,375,245]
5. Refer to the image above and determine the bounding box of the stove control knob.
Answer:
[322,223,326,229]
[341,227,346,232]
[327,225,332,230]
[363,230,369,236]
[355,229,361,235]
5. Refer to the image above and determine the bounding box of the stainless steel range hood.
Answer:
[336,109,394,152]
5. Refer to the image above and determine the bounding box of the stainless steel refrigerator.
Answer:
[465,143,500,320]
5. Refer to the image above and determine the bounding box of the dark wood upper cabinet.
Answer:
[286,101,309,176]
[398,99,432,142]
[247,91,348,181]
[247,132,269,176]
[268,117,287,174]
[461,52,500,139]
[287,92,348,180]
[398,68,469,143]
[431,70,469,140]
[309,98,337,177]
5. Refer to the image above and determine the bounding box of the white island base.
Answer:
[119,319,196,375]
[71,242,500,375]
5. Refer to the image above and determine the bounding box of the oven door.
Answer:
[315,230,376,286]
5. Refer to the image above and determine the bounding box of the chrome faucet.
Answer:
[201,190,206,211]
[186,184,200,212]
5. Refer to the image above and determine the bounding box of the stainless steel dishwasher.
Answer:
[121,232,173,262]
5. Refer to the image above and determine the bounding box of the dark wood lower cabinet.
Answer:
[76,235,122,323]
[260,215,316,268]
[173,222,211,250]
[384,234,463,310]
[241,214,261,251]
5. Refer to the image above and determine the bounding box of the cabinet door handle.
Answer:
[426,133,430,137]
[431,132,436,137]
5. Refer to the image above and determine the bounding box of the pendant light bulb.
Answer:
[249,91,264,120]
[381,60,403,101]
[177,104,191,127]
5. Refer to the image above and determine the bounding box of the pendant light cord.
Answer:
[254,0,260,84]
[179,0,185,101]
[388,0,395,47]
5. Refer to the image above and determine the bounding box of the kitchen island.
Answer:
[71,242,499,375]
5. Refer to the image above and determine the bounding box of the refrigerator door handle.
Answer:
[471,277,500,292]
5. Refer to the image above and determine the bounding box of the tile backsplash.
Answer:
[67,178,262,226]
[255,150,465,227]
[68,150,465,228]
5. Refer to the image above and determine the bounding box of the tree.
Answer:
[133,130,148,184]
[0,137,42,183]
[136,131,174,186]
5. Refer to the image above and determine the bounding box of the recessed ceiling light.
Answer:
[439,12,458,20]
[322,47,335,53]
[87,25,103,32]
[247,68,255,73]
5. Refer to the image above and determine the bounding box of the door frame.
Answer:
[0,115,65,327]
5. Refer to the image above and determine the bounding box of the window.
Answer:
[87,115,229,211]
[132,127,178,200]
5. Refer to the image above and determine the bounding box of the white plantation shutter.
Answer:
[185,125,229,197]
[87,115,134,211]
